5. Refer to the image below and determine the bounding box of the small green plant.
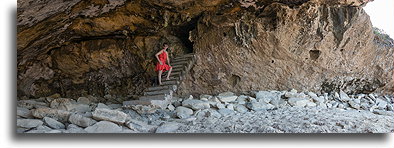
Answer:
[372,27,393,47]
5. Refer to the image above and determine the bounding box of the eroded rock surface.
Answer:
[178,1,393,96]
[17,0,392,99]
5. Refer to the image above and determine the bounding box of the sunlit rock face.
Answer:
[17,0,391,99]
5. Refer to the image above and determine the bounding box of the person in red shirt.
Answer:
[155,43,173,85]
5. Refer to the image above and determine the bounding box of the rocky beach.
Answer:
[17,89,393,133]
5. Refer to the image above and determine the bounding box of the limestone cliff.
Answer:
[17,0,392,99]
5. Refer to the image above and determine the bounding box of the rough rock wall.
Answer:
[178,1,393,96]
[17,0,205,98]
[17,0,391,99]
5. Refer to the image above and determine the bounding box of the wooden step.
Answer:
[178,53,195,58]
[172,58,190,63]
[161,80,179,85]
[161,75,179,80]
[161,76,180,81]
[147,85,177,92]
[171,64,185,69]
[171,61,190,66]
[171,66,186,72]
[162,76,182,82]
[144,89,173,96]
[139,94,168,101]
[171,68,184,73]
[163,71,182,77]
[123,100,152,106]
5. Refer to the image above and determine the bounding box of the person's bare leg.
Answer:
[158,70,163,85]
[166,67,172,80]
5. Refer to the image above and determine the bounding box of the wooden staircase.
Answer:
[123,53,196,109]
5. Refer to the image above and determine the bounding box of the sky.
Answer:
[364,0,394,38]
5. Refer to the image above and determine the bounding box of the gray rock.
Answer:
[17,107,33,118]
[63,124,87,133]
[339,90,351,102]
[182,99,210,110]
[326,103,333,108]
[50,98,90,112]
[360,103,370,110]
[368,94,376,100]
[332,102,339,108]
[120,127,138,133]
[200,94,213,100]
[27,125,62,133]
[373,110,393,116]
[369,105,378,112]
[218,108,234,116]
[309,92,324,103]
[17,100,48,109]
[270,96,286,108]
[16,127,29,133]
[72,104,91,113]
[247,96,257,102]
[17,119,43,128]
[37,125,52,131]
[32,108,71,122]
[246,101,275,111]
[167,104,175,111]
[255,91,273,103]
[126,119,157,133]
[200,98,208,101]
[176,106,193,119]
[306,102,316,107]
[92,108,128,124]
[387,104,393,111]
[318,102,327,109]
[187,95,194,100]
[236,95,248,104]
[108,104,122,110]
[131,105,159,114]
[290,89,297,93]
[307,92,318,98]
[353,99,361,104]
[234,104,248,113]
[376,99,387,110]
[43,117,65,129]
[85,121,123,133]
[226,104,234,110]
[195,109,222,119]
[217,92,238,103]
[216,103,225,109]
[334,92,340,100]
[83,112,93,118]
[155,122,181,133]
[69,113,97,127]
[50,98,75,110]
[172,100,182,107]
[285,92,306,98]
[96,103,111,109]
[349,100,361,110]
[287,98,311,107]
[338,104,345,109]
[77,97,91,104]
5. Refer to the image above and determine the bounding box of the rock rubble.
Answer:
[16,89,393,133]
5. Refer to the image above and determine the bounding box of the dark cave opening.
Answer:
[170,16,200,53]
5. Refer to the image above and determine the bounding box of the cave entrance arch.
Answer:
[169,16,199,54]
